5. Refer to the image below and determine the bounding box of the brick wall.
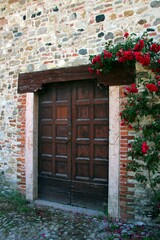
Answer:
[119,87,135,220]
[17,94,26,192]
[0,0,160,220]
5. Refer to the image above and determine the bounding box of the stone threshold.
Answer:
[35,199,105,217]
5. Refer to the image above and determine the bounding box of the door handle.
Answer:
[65,130,71,144]
[66,139,70,144]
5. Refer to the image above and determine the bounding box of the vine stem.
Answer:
[148,168,158,200]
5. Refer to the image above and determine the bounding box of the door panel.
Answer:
[38,84,71,204]
[38,81,109,210]
[71,82,108,208]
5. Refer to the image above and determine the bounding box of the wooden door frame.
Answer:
[25,86,120,218]
[22,64,135,218]
[18,63,135,93]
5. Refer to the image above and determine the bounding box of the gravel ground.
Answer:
[0,202,160,240]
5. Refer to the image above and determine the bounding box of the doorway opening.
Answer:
[38,80,109,211]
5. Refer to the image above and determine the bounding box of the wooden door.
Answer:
[38,80,109,210]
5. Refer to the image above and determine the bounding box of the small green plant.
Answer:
[103,204,109,218]
[0,169,5,190]
[121,233,131,239]
[0,188,30,213]
[107,237,115,240]
[151,191,160,221]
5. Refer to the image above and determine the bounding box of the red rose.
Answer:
[155,75,160,80]
[117,50,134,62]
[120,120,125,126]
[146,83,159,92]
[142,142,149,154]
[128,143,132,148]
[143,53,150,66]
[88,67,94,73]
[133,40,145,51]
[124,32,129,38]
[150,43,160,53]
[96,69,101,75]
[92,55,101,64]
[126,83,138,93]
[103,50,112,59]
[124,50,135,61]
[134,52,150,66]
[128,124,133,129]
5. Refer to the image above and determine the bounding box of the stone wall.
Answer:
[0,0,160,220]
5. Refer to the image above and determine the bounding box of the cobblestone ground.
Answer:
[0,203,160,240]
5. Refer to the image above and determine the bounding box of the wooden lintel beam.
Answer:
[18,63,135,93]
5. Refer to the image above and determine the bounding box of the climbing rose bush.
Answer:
[89,32,160,75]
[121,75,160,220]
[89,31,160,220]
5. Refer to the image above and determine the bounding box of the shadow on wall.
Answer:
[0,169,14,194]
[0,168,5,185]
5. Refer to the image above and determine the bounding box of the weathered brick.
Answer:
[0,17,8,25]
[9,0,19,3]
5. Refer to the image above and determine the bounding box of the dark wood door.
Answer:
[38,80,109,210]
